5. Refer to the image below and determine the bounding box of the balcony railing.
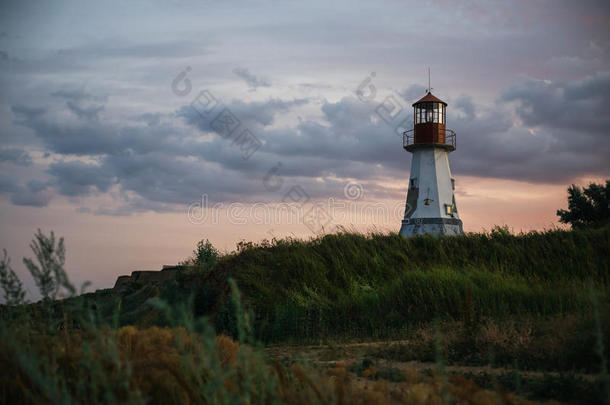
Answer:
[403,129,456,151]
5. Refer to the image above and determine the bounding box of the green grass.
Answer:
[191,226,609,341]
[2,225,610,404]
[42,226,608,343]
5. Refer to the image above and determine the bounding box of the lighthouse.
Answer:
[399,91,463,237]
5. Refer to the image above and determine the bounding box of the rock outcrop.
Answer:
[113,265,184,291]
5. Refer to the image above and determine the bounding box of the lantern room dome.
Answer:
[412,91,447,107]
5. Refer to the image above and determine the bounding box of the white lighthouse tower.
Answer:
[399,91,463,237]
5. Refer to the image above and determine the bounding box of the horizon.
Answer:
[1,0,609,300]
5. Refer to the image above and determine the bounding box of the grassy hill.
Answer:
[198,226,609,339]
[3,226,610,404]
[61,226,609,343]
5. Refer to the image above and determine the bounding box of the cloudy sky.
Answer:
[1,0,609,298]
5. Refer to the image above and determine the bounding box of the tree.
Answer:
[192,239,220,271]
[0,249,26,306]
[23,229,74,301]
[557,180,610,229]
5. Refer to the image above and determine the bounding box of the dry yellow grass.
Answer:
[1,325,559,404]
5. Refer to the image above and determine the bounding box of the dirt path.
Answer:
[265,339,598,382]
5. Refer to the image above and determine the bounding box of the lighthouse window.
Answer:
[416,105,421,123]
[445,204,453,216]
[424,103,432,122]
[415,102,446,124]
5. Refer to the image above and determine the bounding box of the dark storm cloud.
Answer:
[252,74,610,184]
[10,88,397,211]
[52,41,207,60]
[12,93,189,157]
[48,160,115,197]
[261,97,402,173]
[11,104,120,155]
[10,90,330,210]
[10,180,52,207]
[399,85,428,104]
[500,71,610,134]
[448,75,610,182]
[227,98,309,127]
[177,97,309,131]
[0,174,18,193]
[232,67,271,89]
[0,147,32,166]
[65,101,104,121]
[1,0,609,215]
[51,88,106,121]
[9,70,609,214]
[135,113,162,127]
[0,40,208,76]
[51,89,107,103]
[100,152,268,205]
[0,168,52,207]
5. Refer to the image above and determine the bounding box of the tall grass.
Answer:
[2,226,609,403]
[15,227,608,343]
[194,226,609,342]
[258,266,605,341]
[1,269,525,404]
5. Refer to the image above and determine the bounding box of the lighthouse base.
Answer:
[400,218,463,238]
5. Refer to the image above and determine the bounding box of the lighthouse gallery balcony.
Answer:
[403,129,456,152]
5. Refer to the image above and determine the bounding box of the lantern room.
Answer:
[404,91,455,152]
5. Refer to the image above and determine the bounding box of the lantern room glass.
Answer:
[414,103,444,124]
